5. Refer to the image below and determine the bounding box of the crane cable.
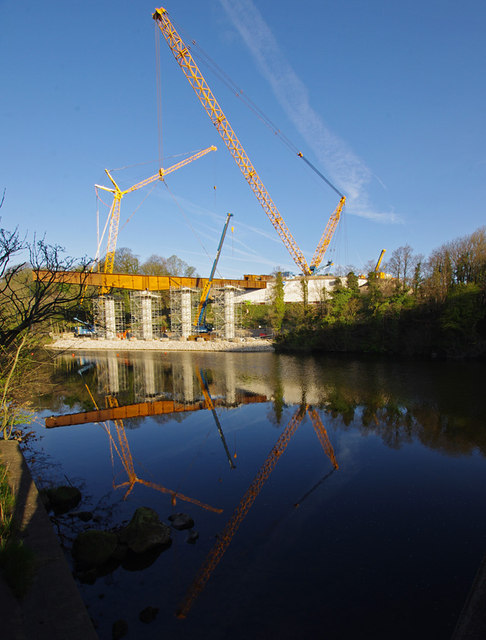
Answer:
[118,182,159,234]
[93,187,112,267]
[168,18,344,199]
[155,22,164,168]
[154,18,286,275]
[162,181,215,265]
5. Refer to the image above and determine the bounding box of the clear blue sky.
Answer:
[1,0,485,278]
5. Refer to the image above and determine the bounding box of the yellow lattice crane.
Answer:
[95,145,216,281]
[153,8,345,276]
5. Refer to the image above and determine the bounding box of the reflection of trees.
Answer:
[268,356,285,425]
[358,404,414,450]
[326,390,357,426]
[409,405,484,457]
[322,383,486,456]
[301,354,486,457]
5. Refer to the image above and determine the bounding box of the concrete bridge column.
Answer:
[224,287,235,340]
[224,354,236,404]
[181,289,192,338]
[141,295,153,341]
[104,297,116,339]
[106,354,120,395]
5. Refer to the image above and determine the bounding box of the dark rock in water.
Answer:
[168,512,194,530]
[111,543,128,562]
[121,544,168,571]
[72,529,118,569]
[139,606,159,624]
[186,529,199,544]
[72,510,93,522]
[112,619,128,639]
[118,507,171,554]
[45,485,82,515]
[77,568,98,585]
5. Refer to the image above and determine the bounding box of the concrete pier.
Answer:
[104,297,116,340]
[224,286,236,339]
[181,288,193,338]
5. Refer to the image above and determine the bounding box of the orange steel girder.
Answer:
[45,394,268,429]
[34,270,267,292]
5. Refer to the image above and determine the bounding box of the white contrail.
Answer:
[218,0,399,223]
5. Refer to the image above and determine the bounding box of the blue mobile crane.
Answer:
[192,213,233,337]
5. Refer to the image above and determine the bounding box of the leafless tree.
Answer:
[0,227,91,349]
[423,226,486,299]
[386,245,423,288]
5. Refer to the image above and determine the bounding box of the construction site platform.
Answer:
[47,335,274,352]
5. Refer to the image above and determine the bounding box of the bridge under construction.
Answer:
[33,2,352,344]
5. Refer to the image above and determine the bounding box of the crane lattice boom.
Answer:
[154,7,343,275]
[310,196,346,272]
[176,406,306,619]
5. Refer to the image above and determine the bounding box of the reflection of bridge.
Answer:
[45,393,267,428]
[80,352,330,406]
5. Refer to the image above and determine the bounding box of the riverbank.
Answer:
[0,441,98,639]
[48,334,274,353]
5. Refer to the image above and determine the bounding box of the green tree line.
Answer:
[264,227,486,358]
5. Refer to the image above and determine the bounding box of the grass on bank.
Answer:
[0,461,35,598]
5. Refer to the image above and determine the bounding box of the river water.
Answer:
[29,350,486,639]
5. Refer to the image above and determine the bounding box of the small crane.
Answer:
[94,145,216,289]
[192,212,233,337]
[374,249,386,279]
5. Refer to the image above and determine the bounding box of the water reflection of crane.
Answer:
[196,368,236,470]
[103,395,222,512]
[46,381,267,506]
[55,375,223,513]
[176,404,338,619]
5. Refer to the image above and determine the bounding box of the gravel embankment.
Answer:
[48,335,274,353]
